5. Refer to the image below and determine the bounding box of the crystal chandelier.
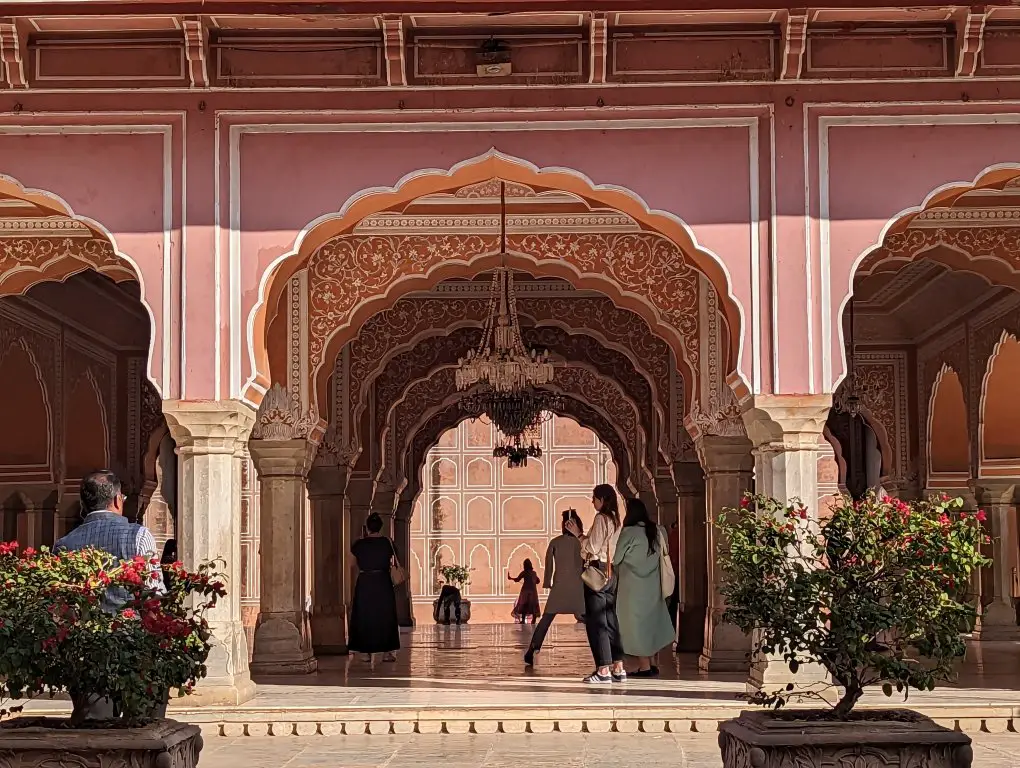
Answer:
[494,437,543,469]
[454,182,555,394]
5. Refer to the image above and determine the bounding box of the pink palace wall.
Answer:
[2,94,1020,404]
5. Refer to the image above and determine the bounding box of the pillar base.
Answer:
[747,656,829,697]
[976,600,1020,640]
[698,650,749,673]
[250,613,318,675]
[311,608,348,656]
[176,676,257,707]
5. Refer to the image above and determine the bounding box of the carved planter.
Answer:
[0,718,203,768]
[719,710,972,768]
[432,597,471,624]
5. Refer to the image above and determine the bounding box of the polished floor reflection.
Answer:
[236,623,1020,712]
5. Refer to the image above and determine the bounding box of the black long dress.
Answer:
[348,535,400,654]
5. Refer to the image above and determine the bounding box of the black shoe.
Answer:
[524,648,535,666]
[632,666,659,678]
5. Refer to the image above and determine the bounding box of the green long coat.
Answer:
[613,523,674,658]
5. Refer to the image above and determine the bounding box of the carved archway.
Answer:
[368,325,658,479]
[402,395,631,514]
[0,175,160,394]
[332,291,677,462]
[382,365,645,499]
[838,165,1020,390]
[248,152,743,410]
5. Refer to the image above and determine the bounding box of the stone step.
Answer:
[23,702,1020,738]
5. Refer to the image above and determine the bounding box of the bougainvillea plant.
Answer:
[440,564,471,588]
[0,541,226,725]
[716,492,990,719]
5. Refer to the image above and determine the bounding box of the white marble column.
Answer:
[696,435,754,672]
[307,462,350,655]
[248,438,318,674]
[974,481,1019,640]
[741,394,832,694]
[163,399,256,705]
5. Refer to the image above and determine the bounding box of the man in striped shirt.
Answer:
[54,469,164,613]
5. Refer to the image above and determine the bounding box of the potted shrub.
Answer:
[433,564,473,624]
[0,541,225,768]
[715,492,988,768]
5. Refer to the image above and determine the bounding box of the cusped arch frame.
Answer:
[401,395,632,516]
[977,329,1020,476]
[926,362,972,488]
[381,364,647,499]
[365,325,659,474]
[0,334,54,479]
[837,163,1020,391]
[0,174,163,396]
[246,150,745,410]
[340,295,674,463]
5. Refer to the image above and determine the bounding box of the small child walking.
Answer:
[508,559,541,624]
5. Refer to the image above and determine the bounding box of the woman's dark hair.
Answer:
[523,558,534,572]
[365,513,384,534]
[161,538,177,564]
[592,484,620,529]
[624,497,657,555]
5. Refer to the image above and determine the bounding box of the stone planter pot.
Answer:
[0,718,203,768]
[432,597,471,624]
[719,710,972,768]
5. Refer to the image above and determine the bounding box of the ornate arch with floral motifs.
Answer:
[250,152,742,416]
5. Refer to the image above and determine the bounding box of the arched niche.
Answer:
[0,340,50,468]
[981,335,1020,466]
[467,544,494,596]
[929,366,970,481]
[65,373,109,480]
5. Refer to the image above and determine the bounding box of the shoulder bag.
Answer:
[658,527,675,598]
[388,539,408,587]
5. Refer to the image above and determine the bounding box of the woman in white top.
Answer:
[565,484,625,684]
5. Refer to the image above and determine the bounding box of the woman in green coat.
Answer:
[613,497,675,676]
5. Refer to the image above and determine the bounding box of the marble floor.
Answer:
[200,732,1020,768]
[231,622,1020,712]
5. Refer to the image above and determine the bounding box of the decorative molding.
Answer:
[0,218,91,237]
[955,8,988,78]
[779,9,808,80]
[380,15,406,87]
[589,12,608,85]
[182,16,209,88]
[0,19,26,90]
[252,382,319,442]
[911,208,1020,227]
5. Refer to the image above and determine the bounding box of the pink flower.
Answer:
[121,608,137,619]
[976,510,987,522]
[740,497,749,509]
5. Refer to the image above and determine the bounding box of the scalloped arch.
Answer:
[837,163,1020,392]
[245,150,744,407]
[0,174,162,396]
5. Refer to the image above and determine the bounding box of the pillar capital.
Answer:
[695,434,755,475]
[972,480,1018,506]
[249,438,317,479]
[671,460,705,494]
[307,463,351,500]
[740,394,831,452]
[163,399,255,454]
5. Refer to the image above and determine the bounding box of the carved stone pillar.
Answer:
[163,399,256,705]
[307,462,350,655]
[741,394,832,694]
[672,461,707,653]
[973,481,1019,640]
[248,438,318,674]
[695,435,754,672]
[373,483,398,535]
[344,474,374,610]
[393,497,415,628]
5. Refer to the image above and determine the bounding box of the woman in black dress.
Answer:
[348,513,400,662]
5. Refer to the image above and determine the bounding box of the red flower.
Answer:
[740,497,750,509]
[22,547,36,557]
[0,541,18,555]
[798,507,808,520]
[122,608,137,619]
[976,510,987,522]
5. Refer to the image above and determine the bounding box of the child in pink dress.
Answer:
[509,559,542,624]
